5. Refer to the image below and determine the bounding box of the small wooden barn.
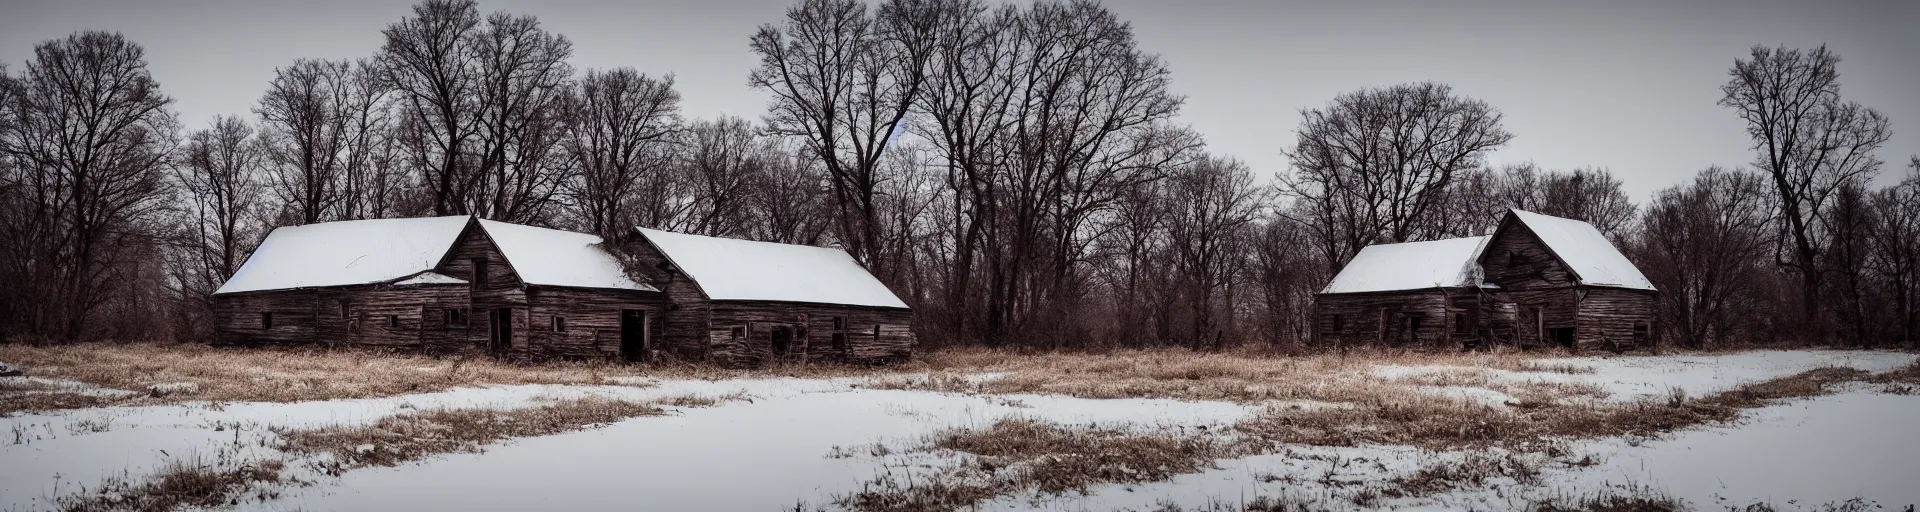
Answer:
[212,217,914,366]
[1313,209,1658,352]
[615,228,914,367]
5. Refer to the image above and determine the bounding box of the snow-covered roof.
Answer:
[478,220,654,292]
[393,272,466,286]
[636,228,909,309]
[1506,209,1655,291]
[1322,236,1490,294]
[215,216,472,295]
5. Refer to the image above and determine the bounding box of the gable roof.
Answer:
[636,228,909,309]
[215,216,655,295]
[1499,209,1655,291]
[215,216,472,295]
[1321,236,1491,294]
[476,219,652,291]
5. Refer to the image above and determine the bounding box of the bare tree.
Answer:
[1282,82,1513,271]
[171,116,267,335]
[468,10,573,223]
[1634,167,1775,349]
[560,67,680,239]
[673,117,764,237]
[335,60,401,220]
[1867,164,1920,348]
[749,0,944,273]
[1164,156,1267,349]
[256,59,358,224]
[0,32,178,340]
[1719,45,1893,342]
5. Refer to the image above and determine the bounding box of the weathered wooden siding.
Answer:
[1576,287,1657,352]
[523,286,665,359]
[214,284,469,350]
[1312,290,1470,349]
[436,222,529,355]
[707,301,913,367]
[214,289,320,346]
[608,234,712,361]
[1480,220,1577,290]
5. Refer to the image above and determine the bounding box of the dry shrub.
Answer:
[274,397,663,473]
[840,418,1225,510]
[1382,451,1542,498]
[56,454,284,512]
[1516,361,1598,375]
[932,418,1223,494]
[1528,484,1684,512]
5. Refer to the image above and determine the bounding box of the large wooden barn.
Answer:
[1313,209,1658,352]
[212,216,913,366]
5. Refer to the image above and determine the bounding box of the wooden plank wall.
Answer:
[1312,290,1466,349]
[214,289,320,345]
[435,226,530,355]
[607,235,713,361]
[1576,287,1657,352]
[1480,220,1577,290]
[524,286,664,359]
[213,284,470,351]
[707,301,913,367]
[320,285,467,350]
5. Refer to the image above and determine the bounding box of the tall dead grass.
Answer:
[873,347,1583,405]
[0,342,873,413]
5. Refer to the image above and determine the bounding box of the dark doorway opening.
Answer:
[770,325,794,358]
[621,310,648,362]
[1549,327,1575,350]
[490,308,513,356]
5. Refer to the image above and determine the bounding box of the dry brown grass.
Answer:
[1527,484,1685,512]
[932,419,1223,494]
[837,418,1225,511]
[0,342,887,414]
[872,347,1582,405]
[853,366,1883,510]
[54,453,286,512]
[273,396,664,474]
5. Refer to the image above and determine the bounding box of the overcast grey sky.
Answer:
[3,0,1915,200]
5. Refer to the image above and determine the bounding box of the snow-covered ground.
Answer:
[2,350,1913,511]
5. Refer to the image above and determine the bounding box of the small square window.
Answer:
[552,316,566,333]
[389,315,399,328]
[445,309,467,327]
[1331,314,1344,332]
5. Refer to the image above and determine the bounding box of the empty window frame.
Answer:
[551,316,566,333]
[830,317,848,352]
[445,308,468,328]
[261,312,273,330]
[472,258,489,287]
[1331,314,1344,332]
[389,315,399,328]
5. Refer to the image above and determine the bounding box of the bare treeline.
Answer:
[0,1,1915,351]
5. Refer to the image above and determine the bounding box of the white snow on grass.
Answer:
[1378,350,1918,403]
[1478,390,1920,511]
[5,350,1914,511]
[1,377,1252,511]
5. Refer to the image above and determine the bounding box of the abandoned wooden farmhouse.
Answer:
[212,216,914,366]
[1314,209,1658,352]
